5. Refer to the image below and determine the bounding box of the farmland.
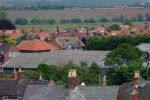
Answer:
[6,8,150,22]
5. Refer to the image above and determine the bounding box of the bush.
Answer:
[60,19,70,24]
[30,18,41,24]
[99,17,110,22]
[84,18,96,23]
[15,18,28,25]
[108,24,121,30]
[70,18,82,23]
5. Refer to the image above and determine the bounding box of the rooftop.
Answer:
[1,50,109,68]
[17,39,60,52]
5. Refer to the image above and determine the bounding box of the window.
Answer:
[17,96,23,100]
[3,96,8,100]
[9,52,18,57]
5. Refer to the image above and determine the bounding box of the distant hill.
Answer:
[0,0,146,7]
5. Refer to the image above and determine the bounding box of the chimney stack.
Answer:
[132,71,140,86]
[68,69,79,90]
[56,27,59,33]
[17,67,24,81]
[99,75,107,86]
[129,86,140,100]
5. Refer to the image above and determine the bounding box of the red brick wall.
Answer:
[4,46,19,63]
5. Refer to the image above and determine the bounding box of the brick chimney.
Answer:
[99,75,107,86]
[17,67,24,81]
[129,71,140,100]
[132,71,140,86]
[68,69,79,90]
[129,86,139,100]
[56,27,59,33]
[117,89,123,100]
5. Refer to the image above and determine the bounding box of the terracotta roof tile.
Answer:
[17,39,60,51]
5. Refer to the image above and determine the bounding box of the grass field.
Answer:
[6,8,150,22]
[16,21,148,32]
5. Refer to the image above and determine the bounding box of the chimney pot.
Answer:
[68,69,79,90]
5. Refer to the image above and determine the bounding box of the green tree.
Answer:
[24,70,39,79]
[3,38,16,45]
[107,62,150,85]
[0,11,7,19]
[137,14,144,21]
[99,17,110,22]
[108,24,121,30]
[105,43,150,67]
[15,18,28,25]
[145,13,150,21]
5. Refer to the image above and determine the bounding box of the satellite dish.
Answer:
[138,78,146,87]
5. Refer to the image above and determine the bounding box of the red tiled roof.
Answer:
[17,39,60,51]
[35,32,50,38]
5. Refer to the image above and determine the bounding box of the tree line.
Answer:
[85,35,150,51]
[15,13,150,25]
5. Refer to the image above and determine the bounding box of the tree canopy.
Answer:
[104,43,149,67]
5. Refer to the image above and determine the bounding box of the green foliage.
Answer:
[99,17,110,22]
[3,38,16,45]
[105,43,149,67]
[85,35,150,50]
[24,70,39,79]
[108,24,121,30]
[123,20,133,26]
[70,18,82,23]
[145,13,150,21]
[0,11,7,19]
[15,18,28,25]
[107,62,150,85]
[84,18,96,23]
[137,14,144,21]
[35,62,100,85]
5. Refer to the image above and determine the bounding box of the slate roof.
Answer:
[119,81,150,100]
[18,80,49,96]
[55,36,85,49]
[23,85,119,100]
[23,85,67,100]
[67,86,119,100]
[0,80,18,96]
[0,79,49,97]
[2,50,108,68]
[0,43,12,54]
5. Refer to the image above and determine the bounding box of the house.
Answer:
[23,69,119,100]
[0,68,49,100]
[0,30,21,40]
[17,39,60,53]
[0,43,19,65]
[90,25,107,36]
[35,32,50,41]
[135,23,150,34]
[55,36,85,50]
[117,71,150,100]
[1,50,109,70]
